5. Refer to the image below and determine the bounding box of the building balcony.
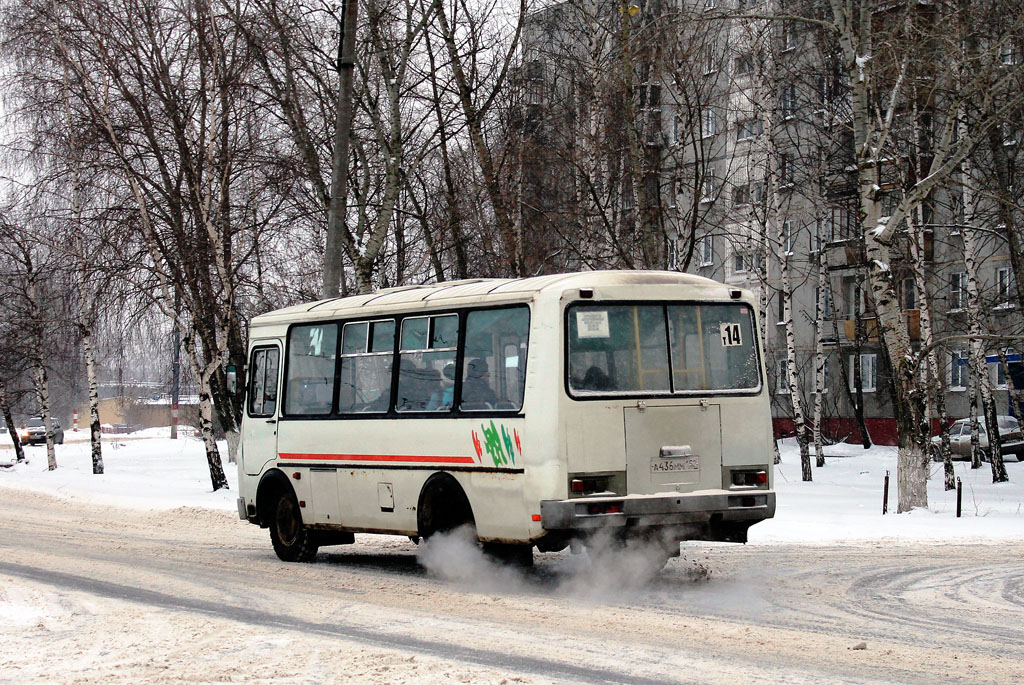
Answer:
[841,309,921,342]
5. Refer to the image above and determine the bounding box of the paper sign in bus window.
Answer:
[720,322,742,347]
[576,310,610,338]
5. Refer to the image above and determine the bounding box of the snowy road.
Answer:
[1,488,1022,684]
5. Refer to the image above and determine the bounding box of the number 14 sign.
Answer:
[720,322,742,347]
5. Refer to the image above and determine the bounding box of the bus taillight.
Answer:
[731,470,768,487]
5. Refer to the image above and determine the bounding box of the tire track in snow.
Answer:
[0,560,679,685]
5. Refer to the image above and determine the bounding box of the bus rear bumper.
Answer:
[539,490,775,543]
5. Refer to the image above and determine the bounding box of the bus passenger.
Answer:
[462,358,497,408]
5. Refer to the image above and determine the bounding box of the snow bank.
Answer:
[752,439,1024,544]
[0,431,237,511]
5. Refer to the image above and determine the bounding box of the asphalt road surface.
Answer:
[0,487,1021,683]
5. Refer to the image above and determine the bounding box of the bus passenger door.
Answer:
[242,345,282,476]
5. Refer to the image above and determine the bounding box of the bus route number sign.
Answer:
[720,322,742,347]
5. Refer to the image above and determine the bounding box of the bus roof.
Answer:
[251,270,734,327]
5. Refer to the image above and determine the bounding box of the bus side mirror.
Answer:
[226,365,238,395]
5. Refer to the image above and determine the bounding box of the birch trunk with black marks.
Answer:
[183,333,228,492]
[968,367,982,469]
[0,381,25,463]
[32,364,56,471]
[71,160,102,474]
[25,278,57,471]
[986,127,1024,311]
[831,0,928,510]
[997,349,1023,424]
[961,158,1008,482]
[907,211,953,488]
[756,228,781,465]
[81,323,103,474]
[812,244,827,468]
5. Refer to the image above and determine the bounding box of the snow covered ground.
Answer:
[1,429,1021,543]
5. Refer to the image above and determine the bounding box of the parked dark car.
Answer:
[19,417,64,445]
[931,416,1024,462]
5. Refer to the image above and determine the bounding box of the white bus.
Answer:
[236,271,775,566]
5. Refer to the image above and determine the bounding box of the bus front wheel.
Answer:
[269,491,319,562]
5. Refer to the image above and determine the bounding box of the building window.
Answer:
[733,250,747,273]
[733,184,750,206]
[701,108,717,138]
[737,118,762,141]
[781,22,797,51]
[997,267,1015,307]
[949,271,967,311]
[781,84,797,119]
[701,168,717,203]
[777,359,790,394]
[668,236,680,270]
[1003,122,1019,147]
[779,153,794,187]
[844,277,867,318]
[949,350,967,390]
[992,357,1009,389]
[901,277,917,310]
[815,75,828,108]
[703,46,717,75]
[698,235,714,266]
[750,182,764,204]
[849,353,877,393]
[735,53,754,76]
[783,220,794,255]
[704,0,717,9]
[777,291,786,325]
[829,205,857,241]
[818,281,833,319]
[813,358,830,393]
[1001,42,1018,65]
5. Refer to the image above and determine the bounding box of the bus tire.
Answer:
[417,473,475,540]
[268,490,319,563]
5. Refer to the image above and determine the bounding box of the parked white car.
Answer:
[931,416,1024,462]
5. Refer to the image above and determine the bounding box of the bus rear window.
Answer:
[568,303,759,396]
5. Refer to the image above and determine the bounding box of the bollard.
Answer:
[73,409,79,432]
[883,469,890,515]
[956,477,962,518]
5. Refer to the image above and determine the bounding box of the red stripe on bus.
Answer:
[278,453,477,464]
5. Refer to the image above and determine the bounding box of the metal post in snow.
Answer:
[882,469,889,515]
[73,408,79,432]
[956,477,962,518]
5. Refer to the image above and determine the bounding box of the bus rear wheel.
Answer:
[269,491,319,562]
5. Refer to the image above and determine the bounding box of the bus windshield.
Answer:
[567,303,760,396]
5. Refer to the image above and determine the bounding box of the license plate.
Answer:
[651,456,700,473]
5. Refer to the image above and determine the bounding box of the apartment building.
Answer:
[517,0,1024,444]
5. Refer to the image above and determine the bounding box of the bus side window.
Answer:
[339,320,395,413]
[461,306,530,412]
[285,323,338,416]
[397,315,457,413]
